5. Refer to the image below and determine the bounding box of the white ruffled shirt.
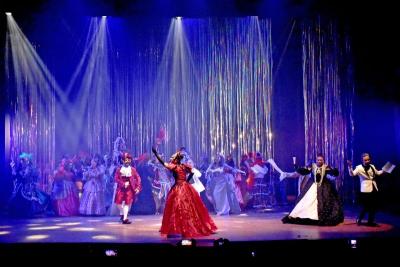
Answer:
[120,166,132,177]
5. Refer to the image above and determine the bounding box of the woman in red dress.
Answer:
[152,147,217,238]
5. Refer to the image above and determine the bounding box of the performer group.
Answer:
[7,135,392,238]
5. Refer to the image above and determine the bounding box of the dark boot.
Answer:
[357,210,366,225]
[122,219,132,224]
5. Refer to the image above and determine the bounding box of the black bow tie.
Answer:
[363,165,371,171]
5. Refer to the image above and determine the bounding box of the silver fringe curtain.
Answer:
[302,20,354,190]
[5,16,273,173]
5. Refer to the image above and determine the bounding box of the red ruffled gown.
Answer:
[160,163,217,238]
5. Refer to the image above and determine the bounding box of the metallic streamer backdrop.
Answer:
[60,16,274,164]
[6,16,353,194]
[302,20,354,191]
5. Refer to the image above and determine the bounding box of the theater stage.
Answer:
[1,209,399,260]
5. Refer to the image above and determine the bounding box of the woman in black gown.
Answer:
[282,155,344,226]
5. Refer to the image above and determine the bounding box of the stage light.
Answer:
[28,226,62,230]
[56,222,82,226]
[5,12,12,16]
[102,16,107,19]
[213,238,230,247]
[349,239,357,249]
[105,249,118,256]
[181,240,191,246]
[68,227,96,231]
[175,16,182,20]
[92,235,117,240]
[25,234,49,240]
[177,239,196,247]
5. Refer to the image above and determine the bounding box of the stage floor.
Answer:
[1,209,399,244]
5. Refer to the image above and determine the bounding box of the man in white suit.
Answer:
[348,153,385,227]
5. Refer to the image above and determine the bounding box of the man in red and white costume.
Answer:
[114,152,142,224]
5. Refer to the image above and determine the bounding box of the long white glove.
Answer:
[267,158,287,181]
[267,158,284,174]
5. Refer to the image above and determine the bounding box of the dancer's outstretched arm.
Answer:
[152,147,165,166]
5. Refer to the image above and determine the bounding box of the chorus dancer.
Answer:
[114,152,142,224]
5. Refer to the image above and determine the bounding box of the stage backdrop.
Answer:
[4,15,353,195]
